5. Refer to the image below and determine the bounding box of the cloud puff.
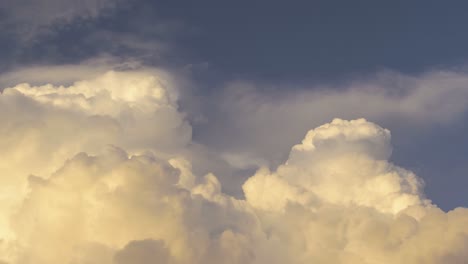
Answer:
[0,69,190,240]
[0,69,467,264]
[242,119,467,264]
[3,146,258,264]
[244,118,428,215]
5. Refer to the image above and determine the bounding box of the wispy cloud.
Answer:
[0,0,122,36]
[190,70,468,167]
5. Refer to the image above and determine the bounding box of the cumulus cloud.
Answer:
[0,69,190,240]
[0,68,467,264]
[243,118,429,215]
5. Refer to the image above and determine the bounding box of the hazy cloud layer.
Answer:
[0,68,467,264]
[192,70,468,167]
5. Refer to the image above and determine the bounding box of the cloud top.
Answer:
[244,118,428,215]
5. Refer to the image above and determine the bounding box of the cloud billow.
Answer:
[0,69,467,264]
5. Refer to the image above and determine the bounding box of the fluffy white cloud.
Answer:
[2,146,258,264]
[244,118,428,215]
[242,119,467,264]
[0,69,467,264]
[0,69,190,240]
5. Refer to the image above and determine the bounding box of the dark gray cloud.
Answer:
[4,1,468,80]
[0,0,174,70]
[0,0,121,35]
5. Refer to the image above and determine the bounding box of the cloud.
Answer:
[0,2,183,70]
[191,70,468,168]
[243,118,429,215]
[0,1,147,72]
[0,57,124,88]
[0,67,467,263]
[0,68,190,241]
[0,0,122,36]
[5,146,257,264]
[114,240,169,264]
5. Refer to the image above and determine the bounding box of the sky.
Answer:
[0,1,468,264]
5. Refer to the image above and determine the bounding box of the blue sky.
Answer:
[1,0,467,211]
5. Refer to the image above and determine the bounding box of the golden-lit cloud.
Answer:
[0,69,467,264]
